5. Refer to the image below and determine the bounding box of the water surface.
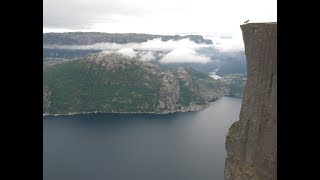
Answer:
[43,97,242,180]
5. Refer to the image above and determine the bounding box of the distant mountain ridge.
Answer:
[43,32,213,45]
[43,32,247,76]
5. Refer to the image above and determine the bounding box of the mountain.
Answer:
[43,32,247,77]
[43,52,227,115]
[43,48,101,59]
[219,74,246,97]
[43,32,213,45]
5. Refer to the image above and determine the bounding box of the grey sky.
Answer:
[44,0,276,33]
[44,0,147,29]
[44,0,276,49]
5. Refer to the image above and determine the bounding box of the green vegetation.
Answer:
[43,52,245,114]
[44,57,160,114]
[43,48,100,59]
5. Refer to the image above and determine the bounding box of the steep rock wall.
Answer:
[224,23,277,180]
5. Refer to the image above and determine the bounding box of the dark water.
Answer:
[43,97,242,180]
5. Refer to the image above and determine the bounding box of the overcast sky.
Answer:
[44,0,276,39]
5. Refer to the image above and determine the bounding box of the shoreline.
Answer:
[43,96,242,117]
[43,104,210,117]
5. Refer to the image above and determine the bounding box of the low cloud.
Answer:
[137,38,211,51]
[100,50,113,55]
[214,39,244,52]
[44,38,212,51]
[160,48,210,64]
[139,51,156,62]
[116,48,137,58]
[44,35,244,53]
[206,33,244,52]
[44,37,245,64]
[44,38,213,63]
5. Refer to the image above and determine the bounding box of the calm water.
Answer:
[208,72,222,80]
[43,97,242,180]
[208,68,222,80]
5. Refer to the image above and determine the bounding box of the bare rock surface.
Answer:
[224,23,277,180]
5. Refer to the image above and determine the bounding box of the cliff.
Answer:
[224,23,277,180]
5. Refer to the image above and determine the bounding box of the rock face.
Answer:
[224,23,277,180]
[159,71,180,111]
[219,74,246,98]
[175,67,191,87]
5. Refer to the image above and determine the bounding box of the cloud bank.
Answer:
[44,38,212,51]
[205,33,245,52]
[116,48,137,58]
[44,37,246,64]
[160,48,210,64]
[44,38,216,63]
[139,51,156,62]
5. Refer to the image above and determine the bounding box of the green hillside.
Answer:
[43,52,226,114]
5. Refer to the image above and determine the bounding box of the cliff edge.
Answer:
[224,23,277,180]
